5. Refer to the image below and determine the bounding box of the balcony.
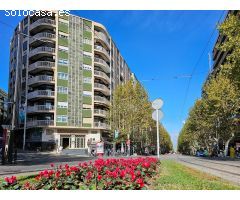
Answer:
[94,45,110,61]
[28,90,55,100]
[94,96,110,106]
[27,120,54,128]
[28,61,55,73]
[29,32,56,45]
[30,18,56,32]
[94,70,110,83]
[94,57,110,73]
[27,105,54,113]
[94,122,110,129]
[29,46,55,59]
[94,31,110,48]
[94,83,110,96]
[28,75,54,86]
[94,109,107,118]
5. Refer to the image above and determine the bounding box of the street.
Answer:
[0,152,240,186]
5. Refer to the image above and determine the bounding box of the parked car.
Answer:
[196,150,204,157]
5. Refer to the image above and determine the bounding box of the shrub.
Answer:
[0,157,159,190]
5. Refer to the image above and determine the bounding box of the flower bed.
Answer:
[0,157,159,190]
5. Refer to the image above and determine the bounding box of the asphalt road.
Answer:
[160,154,240,186]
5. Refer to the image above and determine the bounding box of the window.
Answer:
[23,41,27,51]
[57,102,68,108]
[57,115,68,122]
[58,59,69,66]
[83,77,91,83]
[58,72,68,80]
[75,136,85,148]
[83,64,92,71]
[59,34,68,39]
[59,46,68,52]
[83,91,92,96]
[83,38,92,45]
[57,86,68,94]
[83,25,91,31]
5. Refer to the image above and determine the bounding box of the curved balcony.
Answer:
[28,90,55,100]
[27,120,54,128]
[94,31,110,49]
[94,83,110,96]
[30,18,56,32]
[28,75,54,86]
[29,32,56,45]
[94,96,110,106]
[94,122,110,129]
[94,45,110,61]
[94,70,110,83]
[94,109,107,118]
[27,105,54,113]
[28,61,55,73]
[94,57,110,73]
[29,46,55,59]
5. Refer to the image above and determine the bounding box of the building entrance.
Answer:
[61,137,70,149]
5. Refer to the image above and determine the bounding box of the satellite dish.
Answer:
[152,98,163,110]
[152,110,164,121]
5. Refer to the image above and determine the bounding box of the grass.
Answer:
[151,160,240,190]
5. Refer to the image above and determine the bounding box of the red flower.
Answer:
[65,164,69,169]
[136,178,144,188]
[50,163,54,168]
[65,170,71,176]
[97,175,102,181]
[24,181,31,189]
[35,176,41,181]
[131,174,136,181]
[4,176,17,185]
[55,171,61,178]
[142,162,150,168]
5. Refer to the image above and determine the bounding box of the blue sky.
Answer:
[0,10,225,149]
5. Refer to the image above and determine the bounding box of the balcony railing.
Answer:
[28,61,55,72]
[29,46,55,58]
[28,75,54,85]
[95,31,110,47]
[28,90,55,99]
[27,105,54,113]
[29,32,56,44]
[94,96,110,106]
[94,122,110,129]
[94,83,110,95]
[94,58,110,72]
[30,18,56,30]
[94,70,110,82]
[94,45,110,59]
[94,109,107,117]
[27,120,54,127]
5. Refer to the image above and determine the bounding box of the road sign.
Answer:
[152,98,163,110]
[152,110,164,121]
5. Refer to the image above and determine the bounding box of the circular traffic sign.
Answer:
[152,110,164,121]
[152,98,163,110]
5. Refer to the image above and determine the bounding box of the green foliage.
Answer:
[108,80,172,152]
[178,13,240,154]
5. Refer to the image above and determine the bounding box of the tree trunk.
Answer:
[224,134,234,157]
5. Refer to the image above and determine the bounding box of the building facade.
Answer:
[0,88,8,124]
[8,11,135,152]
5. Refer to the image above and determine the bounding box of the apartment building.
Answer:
[8,11,135,153]
[207,10,239,80]
[0,88,8,124]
